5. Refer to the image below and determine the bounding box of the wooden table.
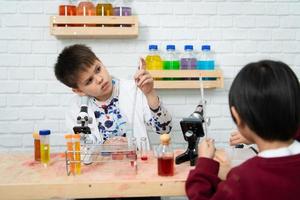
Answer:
[0,149,254,200]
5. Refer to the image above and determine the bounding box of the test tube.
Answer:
[39,130,51,167]
[127,137,137,167]
[64,134,75,175]
[73,134,81,175]
[32,132,40,161]
[140,137,148,161]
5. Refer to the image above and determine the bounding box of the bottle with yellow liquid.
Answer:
[145,45,163,71]
[39,130,51,167]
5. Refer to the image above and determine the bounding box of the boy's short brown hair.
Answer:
[55,44,99,88]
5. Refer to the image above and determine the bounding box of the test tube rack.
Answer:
[65,144,137,176]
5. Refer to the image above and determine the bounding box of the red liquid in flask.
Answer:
[157,157,174,176]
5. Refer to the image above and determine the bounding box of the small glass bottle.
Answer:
[156,134,174,176]
[39,130,51,167]
[32,132,40,161]
[140,137,148,161]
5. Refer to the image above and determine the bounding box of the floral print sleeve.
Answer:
[146,102,172,134]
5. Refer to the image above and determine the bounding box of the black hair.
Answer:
[54,44,98,88]
[229,60,300,141]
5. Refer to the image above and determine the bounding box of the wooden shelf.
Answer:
[50,16,138,38]
[148,70,224,89]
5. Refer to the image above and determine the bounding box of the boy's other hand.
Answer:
[229,131,252,146]
[198,138,216,159]
[134,58,154,95]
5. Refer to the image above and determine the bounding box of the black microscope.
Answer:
[175,104,206,166]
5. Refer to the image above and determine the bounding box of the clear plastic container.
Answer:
[163,45,180,80]
[156,134,174,176]
[163,45,180,70]
[197,45,215,70]
[180,45,197,70]
[39,130,51,167]
[145,45,163,71]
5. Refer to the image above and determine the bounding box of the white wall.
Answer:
[0,0,300,152]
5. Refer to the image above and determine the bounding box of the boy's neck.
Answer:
[256,138,294,152]
[96,87,113,102]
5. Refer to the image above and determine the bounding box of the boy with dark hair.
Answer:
[186,60,300,200]
[55,44,172,149]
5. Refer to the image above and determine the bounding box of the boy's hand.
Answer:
[104,136,127,145]
[134,58,154,95]
[198,138,216,159]
[229,130,252,146]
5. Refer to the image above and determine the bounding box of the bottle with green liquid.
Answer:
[163,45,180,80]
[39,130,51,167]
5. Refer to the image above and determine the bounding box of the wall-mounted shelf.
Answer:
[148,70,224,89]
[50,16,138,38]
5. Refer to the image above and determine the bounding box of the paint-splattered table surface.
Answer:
[0,149,255,200]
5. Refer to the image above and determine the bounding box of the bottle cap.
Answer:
[184,45,193,51]
[39,130,51,135]
[202,45,211,51]
[160,134,171,145]
[32,133,39,140]
[149,45,158,50]
[166,45,175,51]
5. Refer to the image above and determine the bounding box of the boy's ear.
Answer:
[72,88,86,96]
[231,106,243,127]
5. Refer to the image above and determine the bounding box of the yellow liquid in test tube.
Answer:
[40,143,50,166]
[73,134,81,175]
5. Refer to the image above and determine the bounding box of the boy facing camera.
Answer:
[54,44,172,148]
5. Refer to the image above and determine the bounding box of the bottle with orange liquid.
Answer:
[58,0,77,27]
[77,0,96,27]
[156,134,174,176]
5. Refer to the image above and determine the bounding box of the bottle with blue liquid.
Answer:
[197,45,215,80]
